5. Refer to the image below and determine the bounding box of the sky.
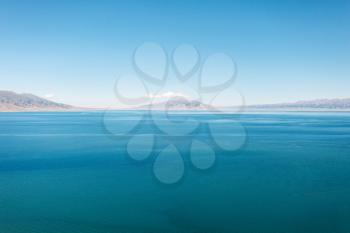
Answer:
[0,0,349,107]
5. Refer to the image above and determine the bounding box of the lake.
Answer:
[0,111,350,233]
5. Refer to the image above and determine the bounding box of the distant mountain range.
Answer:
[139,97,350,111]
[139,97,211,110]
[0,91,74,112]
[1,90,350,112]
[247,98,350,111]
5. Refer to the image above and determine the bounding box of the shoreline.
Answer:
[1,108,350,113]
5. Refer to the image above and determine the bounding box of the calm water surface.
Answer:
[0,111,350,233]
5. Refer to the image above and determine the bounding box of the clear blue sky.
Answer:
[0,0,349,107]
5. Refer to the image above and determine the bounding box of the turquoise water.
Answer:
[1,111,350,233]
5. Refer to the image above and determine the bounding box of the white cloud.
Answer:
[148,91,189,99]
[44,93,55,98]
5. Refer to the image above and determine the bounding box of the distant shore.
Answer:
[2,107,350,113]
